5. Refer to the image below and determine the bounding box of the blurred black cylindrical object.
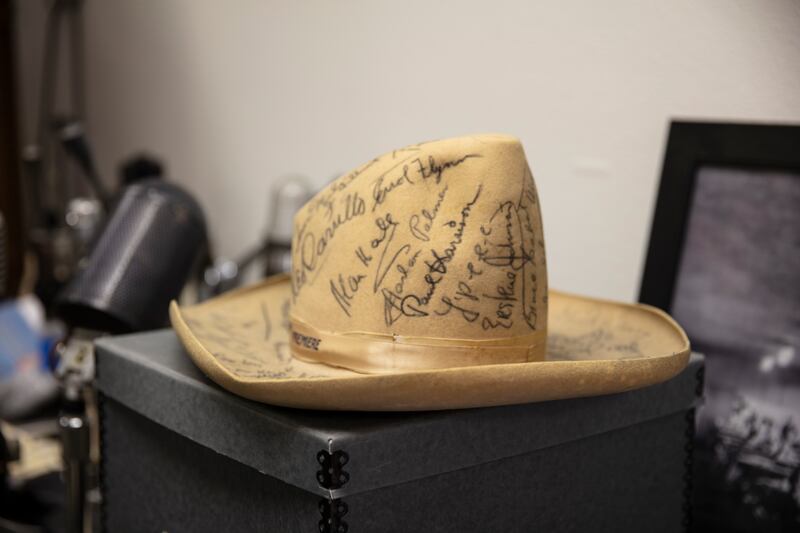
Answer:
[56,180,206,333]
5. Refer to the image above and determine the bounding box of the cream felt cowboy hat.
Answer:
[170,134,690,411]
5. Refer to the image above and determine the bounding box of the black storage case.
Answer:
[95,330,704,533]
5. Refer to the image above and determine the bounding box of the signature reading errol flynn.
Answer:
[292,148,482,300]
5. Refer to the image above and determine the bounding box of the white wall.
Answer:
[16,0,800,300]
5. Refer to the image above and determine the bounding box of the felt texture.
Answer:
[170,134,690,410]
[171,278,690,410]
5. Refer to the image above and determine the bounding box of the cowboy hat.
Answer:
[170,134,690,410]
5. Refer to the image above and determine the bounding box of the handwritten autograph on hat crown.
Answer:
[290,136,547,339]
[178,136,654,380]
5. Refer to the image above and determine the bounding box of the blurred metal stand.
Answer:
[55,333,97,533]
[200,176,312,299]
[51,178,206,531]
[263,177,311,276]
[21,0,97,307]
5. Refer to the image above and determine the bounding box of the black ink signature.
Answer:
[435,296,480,322]
[409,185,483,310]
[481,269,517,330]
[471,178,542,331]
[371,213,412,294]
[435,280,481,323]
[369,154,418,211]
[516,172,542,329]
[411,154,481,184]
[293,191,366,296]
[382,289,429,326]
[393,249,421,295]
[418,249,448,306]
[409,185,448,242]
[355,246,372,267]
[474,201,533,270]
[467,261,483,280]
[330,273,366,317]
[260,302,271,341]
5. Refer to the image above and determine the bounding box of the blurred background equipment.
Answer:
[263,176,311,276]
[56,179,208,334]
[0,294,64,533]
[118,152,164,186]
[1,420,65,532]
[0,296,60,421]
[56,118,110,210]
[20,0,95,309]
[200,175,311,298]
[55,332,98,533]
[4,2,214,528]
[63,197,102,255]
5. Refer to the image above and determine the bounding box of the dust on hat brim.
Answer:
[170,275,690,411]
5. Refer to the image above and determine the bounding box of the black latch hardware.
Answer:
[318,498,348,533]
[316,449,350,489]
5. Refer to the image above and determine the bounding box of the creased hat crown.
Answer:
[289,134,548,372]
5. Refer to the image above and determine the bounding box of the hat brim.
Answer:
[170,275,690,411]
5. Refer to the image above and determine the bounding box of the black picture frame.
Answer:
[639,121,800,310]
[639,120,800,531]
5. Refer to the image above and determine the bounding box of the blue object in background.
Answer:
[0,299,46,379]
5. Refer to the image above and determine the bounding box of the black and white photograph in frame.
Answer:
[674,165,800,531]
[639,122,800,532]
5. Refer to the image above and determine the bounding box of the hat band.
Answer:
[289,315,547,374]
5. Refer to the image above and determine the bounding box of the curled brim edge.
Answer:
[169,275,690,411]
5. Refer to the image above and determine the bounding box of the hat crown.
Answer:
[290,134,548,368]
